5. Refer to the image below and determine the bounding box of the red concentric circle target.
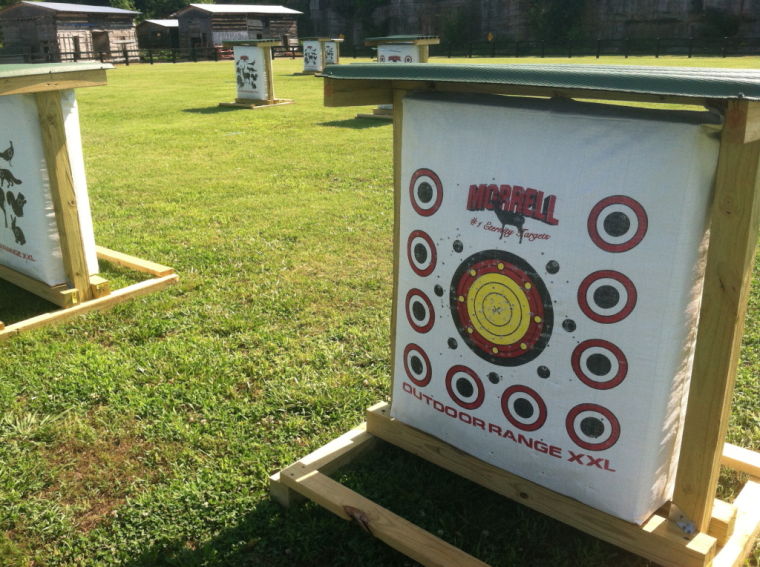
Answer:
[407,230,437,277]
[501,385,547,432]
[571,339,628,390]
[450,250,553,366]
[588,195,648,253]
[409,168,443,216]
[445,365,485,410]
[566,403,621,451]
[578,270,637,324]
[405,288,435,333]
[403,343,432,387]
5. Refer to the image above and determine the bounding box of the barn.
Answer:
[173,4,302,50]
[137,19,179,49]
[0,1,140,62]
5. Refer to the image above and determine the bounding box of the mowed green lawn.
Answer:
[0,55,757,566]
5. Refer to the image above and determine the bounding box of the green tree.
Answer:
[527,0,585,41]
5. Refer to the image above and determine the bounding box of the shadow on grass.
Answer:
[183,106,241,114]
[0,279,59,326]
[319,118,391,129]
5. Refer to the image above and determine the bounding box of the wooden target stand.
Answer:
[0,63,177,340]
[271,64,760,567]
[297,37,344,75]
[219,40,293,110]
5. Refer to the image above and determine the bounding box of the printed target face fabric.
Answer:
[324,41,340,65]
[377,44,419,63]
[0,92,98,286]
[302,40,323,72]
[233,46,268,100]
[390,93,720,524]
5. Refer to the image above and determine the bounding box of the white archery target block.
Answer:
[377,44,419,63]
[0,91,98,287]
[233,45,269,101]
[302,40,323,73]
[324,41,340,65]
[391,93,721,524]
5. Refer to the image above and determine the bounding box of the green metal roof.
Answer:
[321,63,760,101]
[0,61,113,79]
[365,35,439,42]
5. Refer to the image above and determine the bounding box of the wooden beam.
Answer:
[89,274,110,299]
[366,403,716,567]
[723,100,760,144]
[721,443,760,479]
[0,263,77,307]
[264,48,275,102]
[711,480,760,567]
[96,246,175,277]
[673,99,760,532]
[36,90,92,302]
[708,499,738,547]
[0,69,108,97]
[323,78,393,107]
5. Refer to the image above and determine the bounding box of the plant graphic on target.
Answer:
[0,140,27,245]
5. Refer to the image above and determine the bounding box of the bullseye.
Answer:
[588,195,648,253]
[578,270,637,324]
[409,168,443,216]
[404,343,432,387]
[566,403,621,451]
[407,230,437,277]
[405,288,435,333]
[501,385,547,431]
[572,339,628,390]
[445,365,485,409]
[451,250,552,366]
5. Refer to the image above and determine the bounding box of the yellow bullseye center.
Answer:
[466,272,533,346]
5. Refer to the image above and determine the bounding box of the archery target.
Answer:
[445,365,485,409]
[451,250,552,366]
[572,339,628,390]
[588,196,648,253]
[566,404,621,451]
[501,385,547,431]
[578,270,637,323]
[404,343,432,386]
[407,230,436,276]
[409,168,443,216]
[405,288,435,333]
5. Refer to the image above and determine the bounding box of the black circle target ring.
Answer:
[409,168,443,217]
[501,385,547,432]
[407,230,437,277]
[578,270,637,324]
[588,195,648,253]
[405,288,435,333]
[403,343,432,387]
[571,339,628,390]
[450,250,553,366]
[566,403,621,451]
[445,365,485,410]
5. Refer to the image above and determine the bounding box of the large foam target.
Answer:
[566,403,621,451]
[409,168,443,216]
[571,339,628,390]
[403,343,432,387]
[588,196,648,253]
[405,288,435,333]
[501,385,547,432]
[445,365,485,409]
[450,250,553,366]
[578,270,637,324]
[407,230,437,277]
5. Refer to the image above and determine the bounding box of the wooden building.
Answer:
[137,19,179,49]
[173,4,302,49]
[0,1,139,62]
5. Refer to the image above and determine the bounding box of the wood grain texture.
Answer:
[0,263,77,307]
[711,480,760,567]
[721,443,760,478]
[0,70,107,97]
[96,246,175,277]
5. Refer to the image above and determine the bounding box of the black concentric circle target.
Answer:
[566,403,621,451]
[450,250,553,366]
[571,339,628,390]
[409,168,443,216]
[578,270,637,324]
[403,343,432,387]
[405,288,435,333]
[445,365,485,410]
[407,230,437,277]
[588,196,648,253]
[501,385,547,432]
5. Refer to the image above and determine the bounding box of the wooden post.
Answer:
[264,46,275,102]
[35,91,93,303]
[673,99,760,531]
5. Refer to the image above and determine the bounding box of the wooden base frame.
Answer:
[356,106,394,120]
[0,245,178,341]
[272,402,760,567]
[219,98,293,109]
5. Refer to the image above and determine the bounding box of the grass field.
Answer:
[0,55,757,566]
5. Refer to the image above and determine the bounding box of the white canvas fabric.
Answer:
[324,41,340,65]
[302,40,323,72]
[233,45,269,100]
[391,93,721,524]
[0,90,98,287]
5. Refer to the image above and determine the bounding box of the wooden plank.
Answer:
[280,467,491,567]
[89,275,110,299]
[0,69,108,97]
[0,273,178,341]
[390,89,405,399]
[36,90,92,302]
[673,100,760,532]
[711,480,760,567]
[366,403,716,567]
[0,263,77,307]
[323,78,393,107]
[264,48,275,102]
[709,499,738,547]
[723,100,760,144]
[96,246,175,277]
[721,443,760,478]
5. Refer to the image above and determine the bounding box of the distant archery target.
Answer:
[409,168,443,216]
[451,250,552,366]
[571,339,628,390]
[404,55,414,62]
[378,54,386,62]
[566,404,621,451]
[588,196,648,253]
[578,270,637,324]
[445,365,485,409]
[404,343,432,387]
[501,385,547,432]
[407,230,437,277]
[405,288,435,333]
